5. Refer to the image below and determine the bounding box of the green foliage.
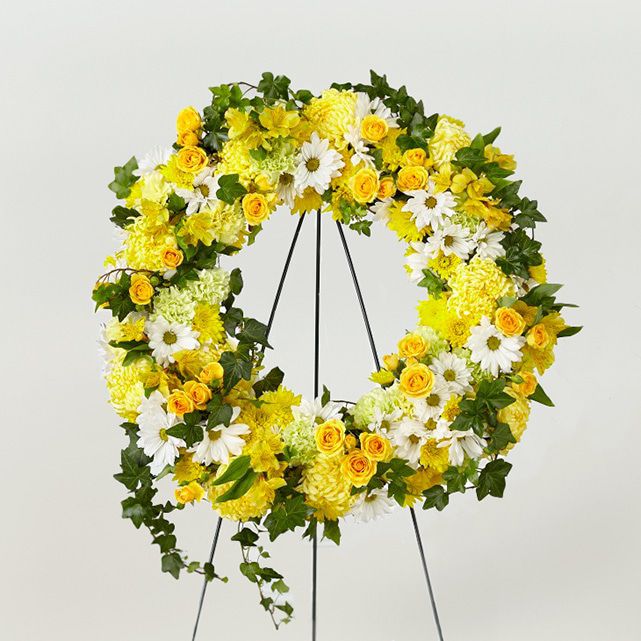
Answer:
[263,494,312,541]
[451,378,515,436]
[215,469,258,503]
[206,394,234,427]
[216,174,248,204]
[110,206,140,228]
[212,455,251,486]
[530,383,554,407]
[497,229,543,279]
[257,72,292,101]
[477,459,512,500]
[220,350,252,393]
[253,367,285,396]
[422,485,449,511]
[418,269,446,298]
[323,520,341,545]
[108,156,138,199]
[487,422,516,453]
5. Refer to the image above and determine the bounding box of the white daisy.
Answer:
[389,418,430,466]
[344,125,375,167]
[366,406,403,434]
[192,407,250,466]
[146,317,199,366]
[466,316,525,377]
[370,198,393,223]
[430,351,473,395]
[292,397,342,423]
[435,427,487,467]
[412,377,451,422]
[425,223,474,260]
[354,92,397,127]
[472,222,505,260]
[136,391,185,475]
[402,182,457,229]
[294,133,345,195]
[134,146,173,177]
[405,241,431,283]
[350,488,396,523]
[277,173,296,208]
[175,167,219,215]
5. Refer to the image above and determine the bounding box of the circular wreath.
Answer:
[94,71,579,625]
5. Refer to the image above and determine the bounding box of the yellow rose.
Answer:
[402,148,427,167]
[242,193,271,226]
[345,434,357,451]
[527,324,550,349]
[399,363,434,398]
[360,114,389,142]
[128,273,154,305]
[377,176,396,199]
[398,333,429,359]
[198,362,224,385]
[396,165,428,192]
[161,247,184,270]
[315,419,346,455]
[340,449,376,487]
[175,481,205,504]
[383,353,400,371]
[359,433,392,462]
[351,167,379,203]
[176,146,208,174]
[177,130,200,147]
[167,390,194,417]
[494,307,526,337]
[184,380,212,410]
[512,371,538,397]
[176,106,202,134]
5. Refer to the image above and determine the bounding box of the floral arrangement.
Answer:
[94,72,579,626]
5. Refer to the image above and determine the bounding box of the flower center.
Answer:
[306,157,320,172]
[443,369,456,382]
[487,336,501,351]
[409,434,420,445]
[443,235,454,247]
[159,428,168,442]
[380,420,390,431]
[280,173,293,186]
[365,494,378,503]
[208,428,222,441]
[427,393,441,407]
[199,184,210,197]
[163,330,178,345]
[425,196,437,208]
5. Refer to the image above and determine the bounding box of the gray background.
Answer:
[1,1,639,639]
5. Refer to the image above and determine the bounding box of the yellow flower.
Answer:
[225,109,252,139]
[377,176,396,199]
[105,352,151,421]
[128,273,154,305]
[161,247,183,270]
[340,449,376,487]
[175,481,205,504]
[512,371,538,397]
[386,200,423,242]
[304,89,357,148]
[360,114,388,142]
[359,433,392,462]
[497,389,531,451]
[105,316,146,343]
[495,307,526,337]
[484,144,516,171]
[315,419,346,455]
[301,453,356,520]
[293,187,323,214]
[428,251,462,279]
[527,323,550,349]
[529,257,547,283]
[177,131,199,147]
[351,166,379,203]
[398,332,429,359]
[193,304,225,344]
[383,353,400,371]
[428,115,471,169]
[210,475,284,521]
[417,297,448,334]
[199,361,224,385]
[482,205,512,231]
[378,128,403,170]
[419,439,450,473]
[399,363,434,398]
[176,146,209,174]
[184,380,212,410]
[370,369,395,385]
[441,394,461,423]
[401,148,428,167]
[259,386,301,426]
[442,312,472,348]
[173,450,204,483]
[176,106,202,134]
[259,105,300,137]
[167,390,194,417]
[405,468,442,499]
[161,155,194,190]
[242,193,271,226]
[179,210,216,246]
[396,165,428,192]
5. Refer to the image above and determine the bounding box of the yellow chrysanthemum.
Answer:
[293,187,323,214]
[428,251,462,279]
[173,349,213,380]
[304,89,357,148]
[447,257,513,325]
[260,386,301,426]
[419,439,450,474]
[441,395,461,423]
[378,128,404,171]
[300,453,356,521]
[193,304,225,344]
[105,352,151,421]
[428,115,471,169]
[105,316,146,343]
[442,312,473,348]
[161,155,194,190]
[209,475,285,521]
[387,200,423,242]
[417,297,448,334]
[124,217,176,271]
[405,468,443,503]
[497,389,531,451]
[173,450,204,483]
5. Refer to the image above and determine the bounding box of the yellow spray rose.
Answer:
[398,333,429,359]
[351,167,379,203]
[175,481,205,504]
[340,449,376,487]
[128,273,154,305]
[344,434,358,451]
[527,324,550,349]
[399,362,434,398]
[383,353,400,371]
[176,146,208,173]
[513,371,538,397]
[396,165,428,192]
[360,114,388,142]
[359,433,392,462]
[199,362,224,385]
[242,193,271,226]
[167,390,195,417]
[177,131,200,147]
[315,419,346,455]
[176,106,202,134]
[161,247,184,270]
[401,148,428,167]
[377,176,396,199]
[494,307,526,337]
[184,380,212,410]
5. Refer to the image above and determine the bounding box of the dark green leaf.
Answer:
[422,485,449,511]
[213,455,251,485]
[231,527,259,547]
[530,384,554,407]
[487,422,516,453]
[216,174,247,204]
[253,367,285,396]
[477,459,512,500]
[323,520,341,545]
[110,206,140,228]
[161,552,183,579]
[263,495,312,541]
[216,470,258,503]
[557,325,582,338]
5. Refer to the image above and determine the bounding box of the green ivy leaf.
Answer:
[417,269,446,298]
[166,422,203,448]
[216,174,247,204]
[206,395,234,427]
[220,350,252,393]
[323,520,341,545]
[110,206,140,228]
[238,318,270,348]
[442,467,467,494]
[422,485,449,511]
[231,527,259,547]
[253,367,285,396]
[108,156,139,199]
[263,495,312,541]
[161,552,183,579]
[487,422,516,453]
[229,268,243,295]
[477,459,512,500]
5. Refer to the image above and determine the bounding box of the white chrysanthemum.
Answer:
[294,133,344,195]
[186,268,231,306]
[134,146,173,177]
[403,182,456,229]
[435,425,487,466]
[146,317,199,366]
[349,488,396,523]
[466,316,525,377]
[136,391,185,474]
[175,167,219,215]
[292,397,342,423]
[344,125,375,167]
[425,223,474,260]
[473,222,505,260]
[390,418,430,466]
[405,241,431,283]
[192,407,250,466]
[429,351,472,395]
[412,377,450,422]
[370,198,393,223]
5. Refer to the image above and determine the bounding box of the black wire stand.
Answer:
[191,211,445,640]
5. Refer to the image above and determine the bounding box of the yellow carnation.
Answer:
[497,389,531,451]
[175,481,205,504]
[428,115,471,169]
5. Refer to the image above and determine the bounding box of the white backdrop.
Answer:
[1,1,640,639]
